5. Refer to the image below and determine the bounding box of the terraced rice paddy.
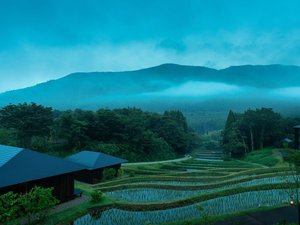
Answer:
[72,151,295,225]
[74,189,290,225]
[105,176,294,202]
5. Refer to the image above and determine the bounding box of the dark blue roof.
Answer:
[66,150,127,170]
[0,145,85,188]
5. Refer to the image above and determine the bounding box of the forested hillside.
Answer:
[222,108,300,157]
[0,103,199,162]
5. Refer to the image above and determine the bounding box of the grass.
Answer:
[46,195,115,225]
[243,148,280,167]
[75,181,95,195]
[163,204,288,225]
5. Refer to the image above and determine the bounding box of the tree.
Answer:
[154,111,191,154]
[224,110,236,130]
[224,108,284,156]
[53,110,88,149]
[0,103,53,147]
[19,186,59,224]
[222,110,247,157]
[240,108,282,151]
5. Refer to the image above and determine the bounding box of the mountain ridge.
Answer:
[0,63,300,111]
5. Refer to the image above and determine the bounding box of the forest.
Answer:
[222,108,300,157]
[0,103,199,162]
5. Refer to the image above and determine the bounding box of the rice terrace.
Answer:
[45,148,298,225]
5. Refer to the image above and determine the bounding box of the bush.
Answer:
[19,186,59,224]
[0,192,20,225]
[91,190,103,203]
[0,186,59,225]
[129,171,135,177]
[117,168,124,177]
[102,168,117,181]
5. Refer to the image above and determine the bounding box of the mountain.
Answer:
[1,63,300,132]
[1,63,300,108]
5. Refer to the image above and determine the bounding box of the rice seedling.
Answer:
[104,176,294,202]
[74,189,291,225]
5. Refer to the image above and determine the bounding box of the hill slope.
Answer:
[1,63,300,109]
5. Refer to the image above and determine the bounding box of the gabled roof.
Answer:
[0,145,85,188]
[66,150,127,170]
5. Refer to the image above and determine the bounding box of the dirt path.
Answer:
[51,195,90,214]
[123,155,191,166]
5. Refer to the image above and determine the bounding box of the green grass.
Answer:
[163,204,288,225]
[46,196,114,225]
[243,148,280,167]
[75,181,95,195]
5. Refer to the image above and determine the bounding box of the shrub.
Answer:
[0,192,20,225]
[117,168,124,177]
[102,168,117,181]
[91,190,103,203]
[129,171,135,177]
[19,186,59,224]
[0,186,59,225]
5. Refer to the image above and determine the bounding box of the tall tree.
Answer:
[0,103,53,147]
[222,110,246,157]
[53,110,88,149]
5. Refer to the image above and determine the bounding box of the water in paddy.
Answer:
[73,189,290,225]
[113,176,286,187]
[105,176,291,202]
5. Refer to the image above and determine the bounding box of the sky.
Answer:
[0,0,300,93]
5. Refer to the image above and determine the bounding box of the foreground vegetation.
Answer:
[0,187,59,225]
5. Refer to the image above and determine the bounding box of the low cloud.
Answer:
[144,81,240,97]
[272,87,300,98]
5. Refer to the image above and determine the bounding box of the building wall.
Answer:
[0,173,75,202]
[74,164,121,184]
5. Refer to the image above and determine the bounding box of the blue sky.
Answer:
[0,0,300,92]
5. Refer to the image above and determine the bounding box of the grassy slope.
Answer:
[242,148,287,167]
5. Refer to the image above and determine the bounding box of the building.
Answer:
[0,145,84,202]
[294,125,300,150]
[66,150,127,184]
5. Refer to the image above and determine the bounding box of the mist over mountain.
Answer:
[1,63,300,132]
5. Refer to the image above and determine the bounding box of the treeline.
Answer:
[222,108,300,157]
[0,103,199,162]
